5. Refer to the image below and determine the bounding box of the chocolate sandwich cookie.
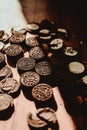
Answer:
[0,78,20,98]
[11,25,27,35]
[25,37,39,50]
[63,46,80,62]
[40,19,57,33]
[5,44,23,67]
[29,46,45,62]
[38,27,51,44]
[16,57,36,74]
[27,112,47,130]
[0,52,6,69]
[0,94,14,120]
[36,107,58,129]
[9,33,25,46]
[35,61,52,76]
[0,65,12,80]
[39,29,50,37]
[27,22,39,35]
[49,38,64,55]
[32,83,57,110]
[20,71,40,99]
[35,61,54,85]
[56,27,70,40]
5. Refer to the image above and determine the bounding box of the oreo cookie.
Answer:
[49,38,64,55]
[57,27,70,40]
[32,83,57,110]
[29,46,45,62]
[11,25,27,35]
[0,52,6,68]
[35,61,53,85]
[16,57,36,74]
[25,37,39,50]
[38,28,51,44]
[35,61,52,76]
[63,46,80,62]
[0,78,20,98]
[5,44,23,67]
[9,33,25,46]
[0,65,12,80]
[27,22,39,34]
[20,71,40,99]
[0,94,14,120]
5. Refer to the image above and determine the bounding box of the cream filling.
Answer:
[57,28,67,34]
[64,47,78,56]
[82,75,87,84]
[27,23,39,30]
[69,62,85,74]
[39,29,50,34]
[50,38,63,50]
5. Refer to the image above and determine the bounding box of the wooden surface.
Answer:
[0,0,87,130]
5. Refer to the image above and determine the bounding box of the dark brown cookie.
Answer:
[32,83,57,110]
[49,38,64,55]
[35,61,52,76]
[25,37,39,49]
[20,71,40,99]
[9,33,25,45]
[5,44,23,67]
[32,83,53,102]
[27,22,39,34]
[56,27,70,40]
[0,78,20,98]
[16,57,36,74]
[29,46,45,61]
[0,93,14,120]
[20,71,40,87]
